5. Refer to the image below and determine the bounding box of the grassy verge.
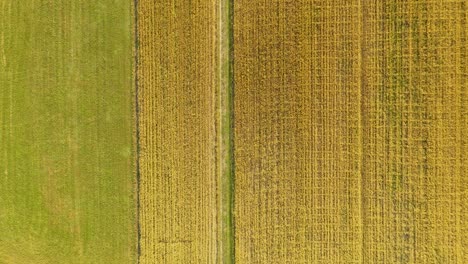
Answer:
[219,0,235,262]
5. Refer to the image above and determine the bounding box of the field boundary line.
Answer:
[218,0,235,262]
[133,0,141,262]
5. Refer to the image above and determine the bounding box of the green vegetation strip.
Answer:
[220,0,235,262]
[0,1,136,263]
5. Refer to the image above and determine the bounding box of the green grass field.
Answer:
[0,1,136,263]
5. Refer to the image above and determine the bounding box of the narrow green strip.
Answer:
[219,0,235,262]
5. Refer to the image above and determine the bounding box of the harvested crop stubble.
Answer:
[234,0,466,263]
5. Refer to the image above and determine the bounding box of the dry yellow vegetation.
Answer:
[136,0,231,263]
[234,1,363,263]
[136,0,466,263]
[361,1,467,262]
[234,0,466,263]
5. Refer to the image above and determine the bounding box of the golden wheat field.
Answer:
[233,0,466,263]
[233,0,363,262]
[137,0,466,263]
[136,0,229,263]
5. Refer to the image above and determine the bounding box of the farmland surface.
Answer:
[136,0,228,263]
[233,0,466,263]
[0,1,136,263]
[1,0,466,263]
[233,1,363,262]
[361,1,467,262]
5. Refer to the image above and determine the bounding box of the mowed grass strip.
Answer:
[0,1,136,263]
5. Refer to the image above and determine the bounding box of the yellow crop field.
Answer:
[234,1,363,263]
[233,0,466,263]
[136,0,232,263]
[361,1,467,262]
[135,0,465,263]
